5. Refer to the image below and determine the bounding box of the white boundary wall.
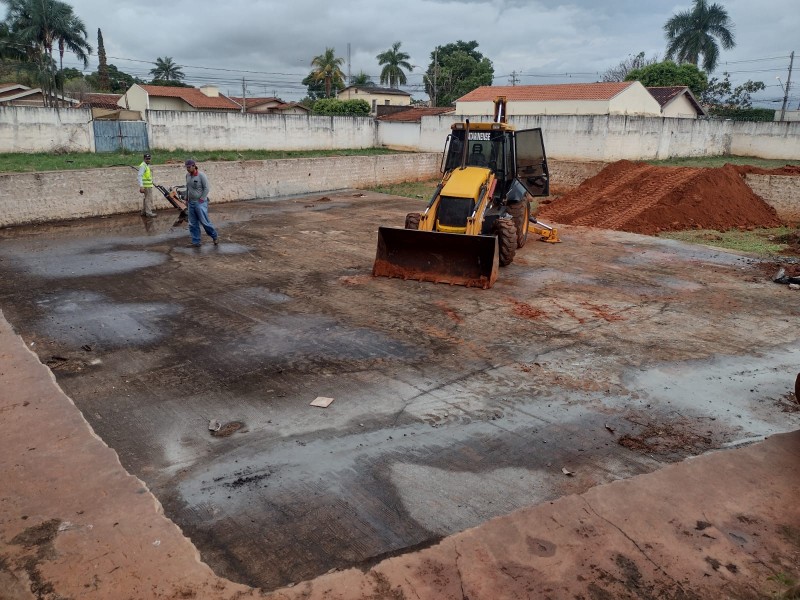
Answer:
[0,153,441,227]
[405,114,800,161]
[148,112,377,151]
[0,106,94,153]
[1,107,798,160]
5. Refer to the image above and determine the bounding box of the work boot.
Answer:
[213,237,219,246]
[145,212,157,218]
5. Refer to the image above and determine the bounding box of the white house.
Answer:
[118,84,240,116]
[647,86,707,118]
[337,85,412,115]
[455,82,663,117]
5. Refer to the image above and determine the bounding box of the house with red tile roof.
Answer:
[118,84,240,116]
[377,106,455,122]
[0,83,79,108]
[227,96,310,115]
[646,86,707,118]
[455,82,662,117]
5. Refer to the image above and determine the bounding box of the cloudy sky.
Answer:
[7,0,798,107]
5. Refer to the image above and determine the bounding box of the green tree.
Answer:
[1,0,91,104]
[312,98,370,116]
[376,41,411,88]
[601,51,659,82]
[96,28,109,91]
[350,70,374,86]
[301,71,328,101]
[86,63,143,93]
[700,72,765,109]
[625,60,708,96]
[664,0,735,73]
[424,40,493,107]
[149,56,184,83]
[310,47,345,98]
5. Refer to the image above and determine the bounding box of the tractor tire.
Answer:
[508,199,530,248]
[495,218,517,267]
[405,213,421,230]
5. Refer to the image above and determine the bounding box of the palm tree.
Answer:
[310,47,345,98]
[1,0,91,102]
[376,41,412,88]
[664,0,735,72]
[56,12,90,71]
[350,70,375,86]
[149,56,185,83]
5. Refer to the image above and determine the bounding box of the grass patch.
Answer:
[367,179,441,200]
[0,148,405,174]
[658,227,795,256]
[647,156,800,169]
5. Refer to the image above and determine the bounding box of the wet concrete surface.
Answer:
[0,191,798,591]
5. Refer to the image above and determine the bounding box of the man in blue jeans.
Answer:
[184,159,219,247]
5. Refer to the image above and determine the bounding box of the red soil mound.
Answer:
[538,160,784,235]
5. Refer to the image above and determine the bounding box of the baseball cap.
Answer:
[143,153,151,159]
[185,159,196,167]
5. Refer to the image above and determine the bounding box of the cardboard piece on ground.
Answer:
[310,396,334,408]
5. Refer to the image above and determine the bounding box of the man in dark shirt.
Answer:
[184,159,219,247]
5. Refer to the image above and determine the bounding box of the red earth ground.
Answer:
[540,161,800,281]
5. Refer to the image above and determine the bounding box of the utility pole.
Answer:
[241,77,246,114]
[508,71,520,86]
[779,51,794,121]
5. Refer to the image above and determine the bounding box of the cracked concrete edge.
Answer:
[266,433,800,599]
[0,309,261,599]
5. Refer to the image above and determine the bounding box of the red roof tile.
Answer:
[140,85,240,110]
[378,107,455,122]
[81,93,122,109]
[457,82,637,103]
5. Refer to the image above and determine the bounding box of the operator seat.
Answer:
[468,144,488,167]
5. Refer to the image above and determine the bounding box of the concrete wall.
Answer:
[407,113,800,161]
[0,106,94,153]
[147,111,378,151]
[0,153,442,228]
[1,105,799,160]
[743,174,800,225]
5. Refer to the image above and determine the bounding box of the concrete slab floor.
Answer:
[0,190,798,598]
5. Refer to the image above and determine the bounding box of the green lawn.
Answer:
[647,156,800,169]
[0,148,404,173]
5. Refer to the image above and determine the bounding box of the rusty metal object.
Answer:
[372,227,499,289]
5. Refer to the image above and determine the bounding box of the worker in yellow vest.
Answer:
[137,152,156,218]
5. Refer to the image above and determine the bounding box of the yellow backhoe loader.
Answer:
[373,97,556,289]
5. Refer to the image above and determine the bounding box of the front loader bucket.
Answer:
[372,227,499,289]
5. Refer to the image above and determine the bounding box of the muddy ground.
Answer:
[0,191,798,591]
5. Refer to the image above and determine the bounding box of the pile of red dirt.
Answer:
[538,160,785,235]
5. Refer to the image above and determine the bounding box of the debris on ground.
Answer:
[538,161,786,235]
[310,396,334,408]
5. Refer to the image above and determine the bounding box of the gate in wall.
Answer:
[93,120,149,153]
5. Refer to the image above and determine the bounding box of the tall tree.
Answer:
[376,41,411,88]
[664,0,735,73]
[1,0,91,104]
[55,10,89,71]
[350,70,374,86]
[149,56,184,83]
[602,51,659,82]
[424,40,493,107]
[97,28,109,91]
[625,60,708,96]
[310,47,344,98]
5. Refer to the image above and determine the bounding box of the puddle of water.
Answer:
[35,290,181,347]
[626,345,800,439]
[229,315,418,361]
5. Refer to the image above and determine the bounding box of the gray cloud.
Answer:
[4,0,797,105]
